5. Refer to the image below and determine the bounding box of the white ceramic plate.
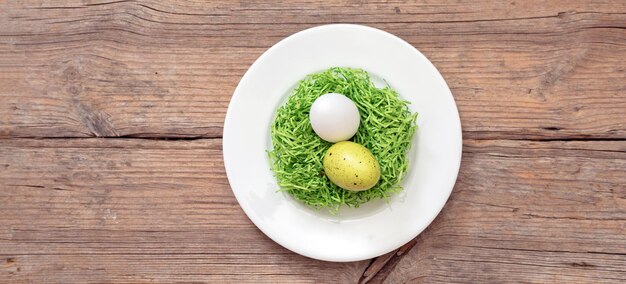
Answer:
[223,24,462,262]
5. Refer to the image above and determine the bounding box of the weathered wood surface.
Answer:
[1,0,625,139]
[0,139,624,282]
[0,0,625,283]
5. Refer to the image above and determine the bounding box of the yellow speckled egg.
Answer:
[323,141,381,191]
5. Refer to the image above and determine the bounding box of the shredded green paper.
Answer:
[269,67,418,212]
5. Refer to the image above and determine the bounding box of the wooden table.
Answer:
[1,1,625,283]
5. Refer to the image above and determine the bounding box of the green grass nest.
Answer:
[269,67,418,211]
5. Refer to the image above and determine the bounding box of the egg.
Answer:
[309,93,360,143]
[323,141,380,191]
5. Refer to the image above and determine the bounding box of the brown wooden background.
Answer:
[1,0,625,283]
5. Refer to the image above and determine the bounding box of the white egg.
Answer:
[309,93,360,143]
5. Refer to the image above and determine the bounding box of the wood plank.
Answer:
[378,139,626,283]
[0,138,369,283]
[1,138,624,282]
[1,1,625,139]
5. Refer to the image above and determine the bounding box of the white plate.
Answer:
[223,24,462,262]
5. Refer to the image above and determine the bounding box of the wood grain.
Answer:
[0,138,370,283]
[1,0,625,283]
[0,138,624,282]
[1,0,625,139]
[379,139,626,283]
